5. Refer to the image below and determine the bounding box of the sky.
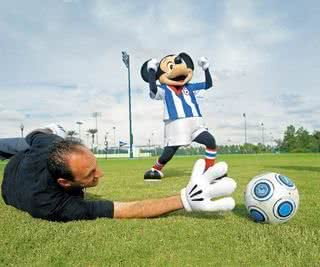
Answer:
[0,0,319,148]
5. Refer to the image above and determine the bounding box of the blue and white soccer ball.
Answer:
[244,172,299,224]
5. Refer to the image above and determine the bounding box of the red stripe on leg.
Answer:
[205,158,215,170]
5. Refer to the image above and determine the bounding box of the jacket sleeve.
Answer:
[50,197,114,222]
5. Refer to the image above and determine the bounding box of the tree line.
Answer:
[219,125,319,154]
[145,125,320,155]
[218,125,319,154]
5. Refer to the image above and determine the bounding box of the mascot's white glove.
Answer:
[198,56,210,70]
[181,160,237,212]
[147,58,159,72]
[43,123,66,139]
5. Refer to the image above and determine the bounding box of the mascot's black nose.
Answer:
[174,56,182,64]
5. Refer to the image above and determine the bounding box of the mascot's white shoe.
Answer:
[144,168,164,181]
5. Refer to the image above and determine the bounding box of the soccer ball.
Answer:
[244,172,299,224]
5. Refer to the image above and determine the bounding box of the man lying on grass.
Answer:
[1,124,237,222]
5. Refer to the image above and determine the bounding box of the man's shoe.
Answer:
[144,168,164,181]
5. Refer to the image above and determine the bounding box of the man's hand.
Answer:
[147,58,159,72]
[181,160,237,212]
[198,56,210,71]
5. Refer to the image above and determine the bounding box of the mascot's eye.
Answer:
[167,63,174,70]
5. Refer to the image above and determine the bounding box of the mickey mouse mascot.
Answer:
[141,52,218,181]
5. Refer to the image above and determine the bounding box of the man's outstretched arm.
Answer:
[113,195,183,219]
[113,160,237,219]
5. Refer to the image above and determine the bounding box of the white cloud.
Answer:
[0,110,24,122]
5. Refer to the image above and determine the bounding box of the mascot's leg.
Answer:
[144,146,179,181]
[193,131,217,170]
[155,145,180,171]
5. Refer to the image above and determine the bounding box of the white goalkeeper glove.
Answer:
[147,58,159,72]
[198,56,210,70]
[181,160,237,212]
[43,123,66,139]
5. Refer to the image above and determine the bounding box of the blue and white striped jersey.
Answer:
[150,82,209,121]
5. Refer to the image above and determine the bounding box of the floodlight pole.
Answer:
[261,122,265,145]
[122,51,134,158]
[20,123,24,138]
[76,121,83,140]
[113,126,116,147]
[104,132,109,159]
[92,112,101,148]
[243,113,247,144]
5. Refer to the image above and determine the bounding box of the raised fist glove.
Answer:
[198,56,210,70]
[181,160,237,212]
[147,58,159,72]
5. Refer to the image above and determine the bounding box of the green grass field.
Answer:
[0,154,319,266]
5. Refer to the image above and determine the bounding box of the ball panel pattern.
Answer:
[275,174,295,189]
[273,199,296,220]
[278,201,293,217]
[252,180,274,201]
[248,206,268,223]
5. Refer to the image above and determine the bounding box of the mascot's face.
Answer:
[158,54,193,86]
[141,52,194,86]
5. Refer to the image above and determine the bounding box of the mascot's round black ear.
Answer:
[140,60,151,83]
[179,52,194,70]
